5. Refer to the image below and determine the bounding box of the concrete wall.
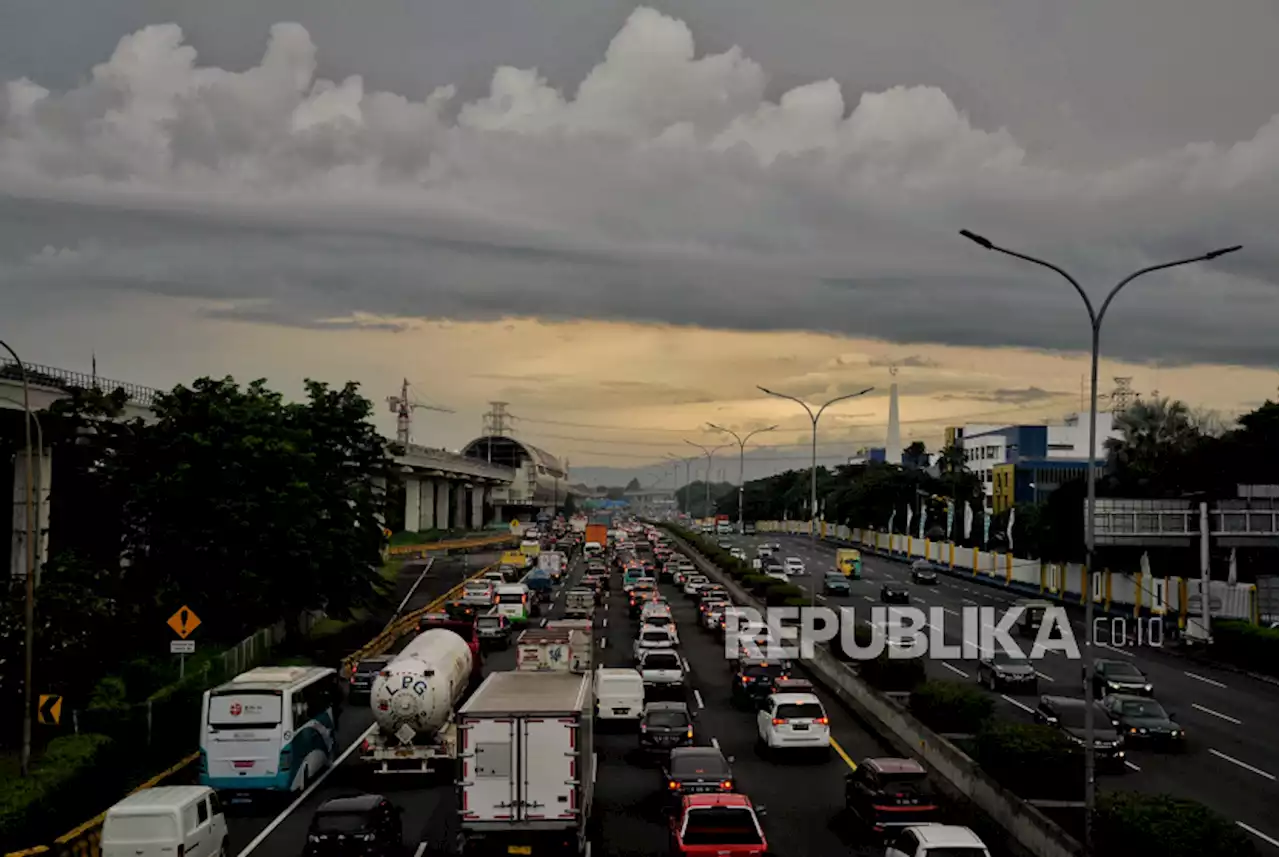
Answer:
[756,521,1261,624]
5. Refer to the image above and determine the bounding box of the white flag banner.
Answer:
[906,505,914,532]
[963,503,974,539]
[1006,507,1016,552]
[1227,548,1238,584]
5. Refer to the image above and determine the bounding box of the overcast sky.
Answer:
[1,1,1275,476]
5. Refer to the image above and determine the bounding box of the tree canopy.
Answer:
[0,376,391,716]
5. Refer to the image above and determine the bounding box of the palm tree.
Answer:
[937,443,968,476]
[1105,397,1201,480]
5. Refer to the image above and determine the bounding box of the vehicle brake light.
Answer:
[668,780,678,790]
[815,716,829,725]
[771,718,787,726]
[686,728,694,739]
[640,723,647,732]
[721,781,732,790]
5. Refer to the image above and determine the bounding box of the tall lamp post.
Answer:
[707,423,777,534]
[684,440,731,520]
[1,342,36,776]
[958,229,1241,855]
[757,386,874,541]
[665,453,694,515]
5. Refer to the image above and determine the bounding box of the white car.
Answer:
[682,576,708,596]
[757,691,831,753]
[641,612,680,644]
[884,825,991,857]
[730,548,747,561]
[765,570,789,583]
[633,625,677,660]
[637,648,684,687]
[461,581,496,606]
[783,557,806,576]
[756,545,774,558]
[701,601,730,630]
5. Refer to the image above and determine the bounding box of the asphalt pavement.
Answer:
[216,543,1014,857]
[719,532,1280,850]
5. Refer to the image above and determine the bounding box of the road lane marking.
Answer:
[1236,821,1280,848]
[863,596,875,603]
[393,557,436,619]
[412,843,428,857]
[1184,670,1227,689]
[1194,704,1242,725]
[1095,642,1135,657]
[1035,671,1055,682]
[694,689,705,709]
[962,598,977,605]
[711,737,721,750]
[602,617,608,628]
[1208,749,1276,781]
[540,617,548,627]
[1124,760,1142,771]
[939,607,959,617]
[237,724,376,857]
[1001,694,1034,714]
[830,737,857,771]
[599,637,607,648]
[941,662,969,679]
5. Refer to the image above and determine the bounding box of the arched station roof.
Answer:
[461,435,567,479]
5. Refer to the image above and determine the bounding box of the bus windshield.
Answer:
[497,592,526,604]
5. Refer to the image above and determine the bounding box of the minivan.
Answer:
[102,786,228,857]
[595,667,645,723]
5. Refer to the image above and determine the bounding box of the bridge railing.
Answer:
[0,359,160,407]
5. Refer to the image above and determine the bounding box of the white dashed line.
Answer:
[599,637,607,648]
[1095,642,1135,657]
[1001,694,1034,714]
[941,662,969,679]
[682,656,691,672]
[1236,821,1280,848]
[412,843,428,857]
[962,598,977,605]
[711,737,721,750]
[693,689,705,709]
[1193,704,1242,725]
[1208,749,1276,781]
[939,607,959,617]
[1124,760,1142,772]
[602,617,608,629]
[1184,671,1226,689]
[862,596,875,603]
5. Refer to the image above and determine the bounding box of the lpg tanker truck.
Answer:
[360,628,474,775]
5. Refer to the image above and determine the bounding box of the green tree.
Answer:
[1105,397,1203,489]
[624,477,641,491]
[562,493,577,515]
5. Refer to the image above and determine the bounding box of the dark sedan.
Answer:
[976,651,1038,693]
[662,746,735,801]
[880,583,910,604]
[1092,659,1154,698]
[1104,694,1186,749]
[1035,695,1127,770]
[347,656,392,704]
[910,561,938,584]
[822,572,851,596]
[639,701,695,756]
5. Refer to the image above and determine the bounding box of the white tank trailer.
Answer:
[360,628,474,774]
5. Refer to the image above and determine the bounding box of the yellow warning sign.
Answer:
[38,694,62,725]
[509,518,523,534]
[167,606,202,639]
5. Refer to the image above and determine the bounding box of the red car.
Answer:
[668,792,770,856]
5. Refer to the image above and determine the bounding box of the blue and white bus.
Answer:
[199,665,341,795]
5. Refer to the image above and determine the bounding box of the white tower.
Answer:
[886,366,902,464]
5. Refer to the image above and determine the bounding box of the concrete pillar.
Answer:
[435,480,450,531]
[455,484,468,531]
[418,479,436,531]
[471,487,484,530]
[404,475,421,534]
[10,446,51,584]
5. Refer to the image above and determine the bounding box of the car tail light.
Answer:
[640,723,647,732]
[668,780,679,790]
[686,728,694,739]
[772,718,787,726]
[721,781,733,790]
[815,716,829,725]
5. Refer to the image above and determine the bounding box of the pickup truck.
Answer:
[564,588,596,618]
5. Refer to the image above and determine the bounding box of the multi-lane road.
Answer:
[217,544,1013,856]
[718,531,1280,851]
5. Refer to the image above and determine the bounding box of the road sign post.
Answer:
[37,694,62,726]
[167,606,201,680]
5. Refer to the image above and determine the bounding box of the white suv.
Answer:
[637,648,685,688]
[885,825,990,857]
[634,625,677,661]
[757,691,831,755]
[783,557,806,576]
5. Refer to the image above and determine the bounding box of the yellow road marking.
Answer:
[830,736,857,771]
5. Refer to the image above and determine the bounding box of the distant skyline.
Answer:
[1,3,1274,481]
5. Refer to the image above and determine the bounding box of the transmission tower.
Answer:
[387,379,455,447]
[483,402,513,437]
[1109,377,1137,417]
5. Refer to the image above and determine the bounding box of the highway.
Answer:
[719,531,1280,851]
[218,541,1013,856]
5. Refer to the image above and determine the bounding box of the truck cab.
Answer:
[668,793,768,857]
[836,549,862,579]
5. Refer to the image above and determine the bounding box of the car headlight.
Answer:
[1143,684,1152,692]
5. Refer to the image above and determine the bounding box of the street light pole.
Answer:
[707,423,778,534]
[757,386,874,541]
[684,440,732,521]
[665,454,694,515]
[1,341,36,776]
[959,229,1241,855]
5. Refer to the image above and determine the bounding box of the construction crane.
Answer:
[387,379,455,448]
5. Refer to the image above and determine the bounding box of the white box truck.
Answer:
[458,671,596,856]
[516,627,593,673]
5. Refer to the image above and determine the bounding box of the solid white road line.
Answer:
[237,724,377,857]
[412,842,428,857]
[1035,671,1055,682]
[941,662,969,679]
[694,689,705,710]
[939,607,959,617]
[711,737,721,750]
[863,596,875,603]
[1184,670,1227,689]
[540,617,548,627]
[1124,760,1142,772]
[1001,694,1034,714]
[393,557,435,619]
[962,598,977,605]
[1193,703,1243,725]
[1095,642,1135,657]
[1236,821,1280,848]
[1208,748,1276,781]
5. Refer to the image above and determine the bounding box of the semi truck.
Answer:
[361,628,474,775]
[457,670,596,856]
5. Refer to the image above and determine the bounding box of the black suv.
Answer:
[662,746,735,801]
[304,795,402,857]
[976,651,1038,693]
[1034,695,1127,770]
[845,757,940,837]
[347,657,391,705]
[909,560,937,584]
[732,661,790,707]
[880,583,910,604]
[639,701,695,755]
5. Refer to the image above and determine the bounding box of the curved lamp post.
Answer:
[684,439,732,521]
[707,423,777,535]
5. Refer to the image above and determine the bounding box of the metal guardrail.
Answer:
[0,358,161,407]
[5,561,496,857]
[385,533,516,559]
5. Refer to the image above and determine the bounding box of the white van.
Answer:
[102,786,228,857]
[595,667,645,722]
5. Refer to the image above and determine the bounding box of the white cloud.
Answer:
[0,7,1274,366]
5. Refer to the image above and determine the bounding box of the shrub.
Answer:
[741,574,773,596]
[0,734,120,847]
[858,650,927,692]
[1210,621,1278,676]
[831,622,874,661]
[973,721,1082,800]
[910,680,995,734]
[1093,791,1257,857]
[764,582,804,605]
